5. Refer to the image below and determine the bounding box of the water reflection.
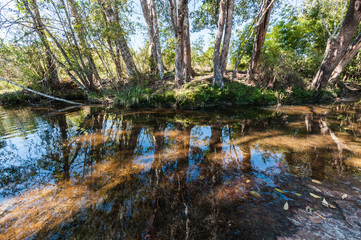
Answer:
[0,105,360,239]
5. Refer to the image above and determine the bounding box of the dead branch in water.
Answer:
[0,76,84,105]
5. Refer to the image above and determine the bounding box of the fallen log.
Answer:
[0,76,84,106]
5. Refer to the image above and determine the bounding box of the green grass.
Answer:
[111,80,339,108]
[112,81,280,108]
[0,78,337,108]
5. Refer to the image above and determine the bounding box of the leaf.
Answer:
[246,180,250,183]
[311,179,322,184]
[249,191,262,199]
[315,212,326,220]
[284,201,289,210]
[275,188,285,194]
[342,194,347,199]
[310,192,322,199]
[322,198,329,207]
[295,193,302,197]
[329,204,336,209]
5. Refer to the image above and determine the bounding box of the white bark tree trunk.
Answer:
[213,0,228,88]
[100,0,139,78]
[29,0,59,88]
[183,4,193,82]
[68,0,100,91]
[221,0,235,74]
[150,0,165,79]
[140,0,157,73]
[174,0,186,88]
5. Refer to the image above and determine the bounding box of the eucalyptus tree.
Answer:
[213,0,235,88]
[99,0,139,79]
[140,0,164,79]
[193,0,261,87]
[247,0,274,80]
[28,0,59,88]
[311,0,361,96]
[67,0,101,88]
[168,0,190,87]
[21,0,91,92]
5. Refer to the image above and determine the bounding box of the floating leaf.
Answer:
[322,198,329,207]
[329,204,336,209]
[342,194,347,199]
[295,193,302,197]
[246,180,250,183]
[315,212,326,220]
[275,188,285,194]
[284,201,289,211]
[310,192,322,199]
[249,191,262,199]
[311,179,322,184]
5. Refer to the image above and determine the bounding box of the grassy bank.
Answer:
[0,76,338,108]
[106,80,337,109]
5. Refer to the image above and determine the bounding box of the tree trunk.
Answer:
[150,0,165,79]
[23,0,90,93]
[174,0,186,88]
[100,0,139,78]
[329,33,361,84]
[248,0,273,79]
[101,8,123,81]
[107,38,123,81]
[311,0,361,94]
[68,0,100,91]
[140,0,158,74]
[183,4,194,82]
[213,0,227,88]
[221,0,235,74]
[30,0,59,88]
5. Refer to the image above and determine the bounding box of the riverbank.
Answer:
[1,74,358,108]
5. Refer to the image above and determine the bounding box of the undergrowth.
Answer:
[112,81,333,108]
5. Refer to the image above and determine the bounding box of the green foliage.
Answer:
[182,81,278,107]
[162,37,176,70]
[0,41,49,92]
[114,85,152,107]
[114,81,278,108]
[259,3,328,87]
[0,91,27,106]
[192,38,214,70]
[281,87,314,104]
[230,23,254,70]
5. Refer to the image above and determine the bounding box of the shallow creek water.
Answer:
[0,105,360,239]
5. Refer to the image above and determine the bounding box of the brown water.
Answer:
[0,105,360,239]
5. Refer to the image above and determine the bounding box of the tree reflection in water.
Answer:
[0,105,361,239]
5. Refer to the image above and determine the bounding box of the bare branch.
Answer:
[0,76,84,105]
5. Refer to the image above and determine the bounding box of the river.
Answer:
[0,105,360,239]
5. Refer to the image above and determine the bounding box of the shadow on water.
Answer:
[0,105,361,239]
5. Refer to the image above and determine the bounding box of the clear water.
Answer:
[0,105,360,239]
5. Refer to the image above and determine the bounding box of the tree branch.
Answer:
[0,76,84,105]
